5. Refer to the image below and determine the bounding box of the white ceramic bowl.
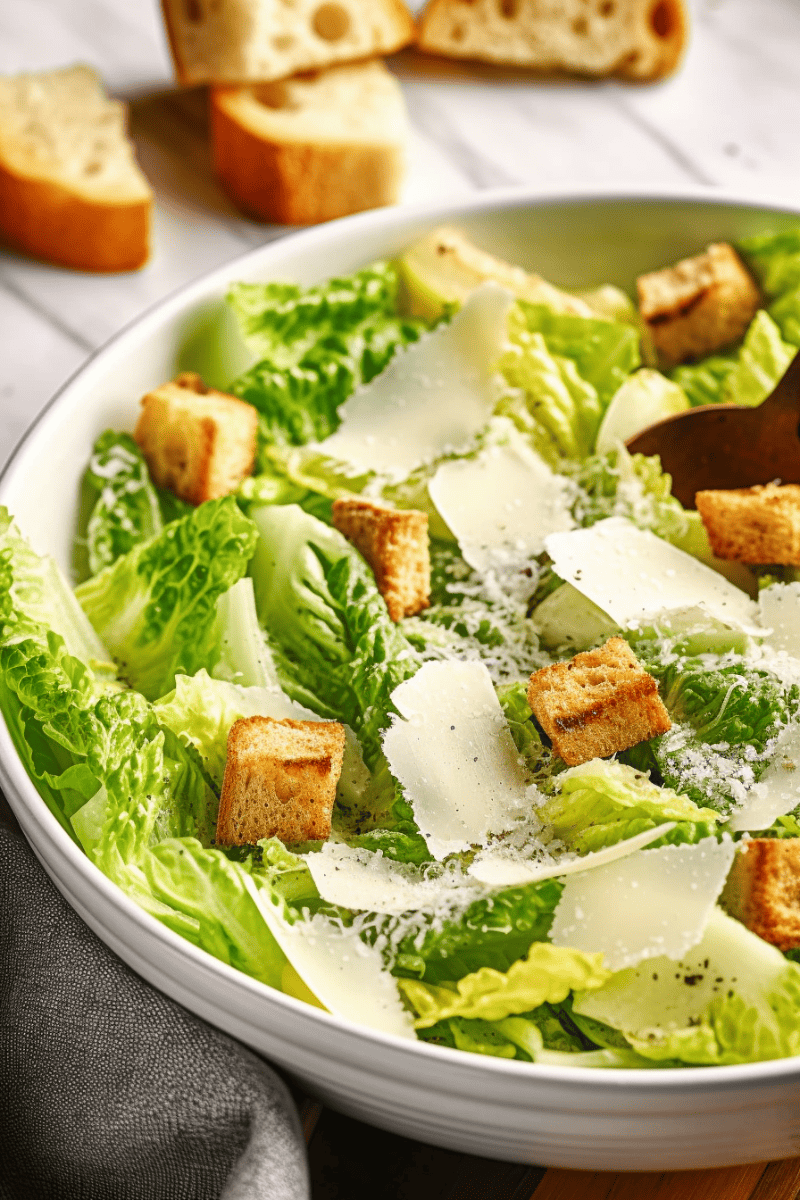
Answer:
[5,185,800,1172]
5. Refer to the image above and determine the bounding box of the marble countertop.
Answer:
[2,0,800,463]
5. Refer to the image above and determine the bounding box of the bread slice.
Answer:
[211,61,407,225]
[0,65,152,272]
[162,0,415,86]
[527,636,671,766]
[134,372,259,505]
[216,715,346,845]
[417,0,687,81]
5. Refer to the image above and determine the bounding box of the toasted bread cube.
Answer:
[637,242,761,367]
[134,371,258,505]
[331,498,430,622]
[216,716,346,846]
[721,839,800,950]
[696,483,800,565]
[527,637,671,767]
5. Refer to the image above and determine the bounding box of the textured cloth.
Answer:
[0,824,310,1200]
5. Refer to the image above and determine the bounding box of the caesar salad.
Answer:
[4,223,800,1068]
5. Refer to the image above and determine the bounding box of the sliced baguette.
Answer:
[0,65,152,272]
[417,0,687,82]
[162,0,415,86]
[211,61,408,225]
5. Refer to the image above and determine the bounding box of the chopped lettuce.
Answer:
[514,303,641,407]
[399,941,610,1026]
[75,497,258,701]
[227,262,428,446]
[79,430,191,579]
[739,227,800,346]
[633,644,800,816]
[537,759,719,854]
[248,503,419,769]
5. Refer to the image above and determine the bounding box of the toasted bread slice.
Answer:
[637,242,761,367]
[695,484,800,566]
[527,636,671,767]
[217,715,346,845]
[332,498,430,621]
[416,0,687,82]
[162,0,415,86]
[721,839,800,951]
[134,372,258,505]
[0,65,152,272]
[211,61,407,225]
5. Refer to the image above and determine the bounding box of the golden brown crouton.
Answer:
[216,715,346,846]
[527,637,671,767]
[721,839,800,951]
[134,371,258,505]
[637,242,761,367]
[696,483,800,565]
[331,498,430,622]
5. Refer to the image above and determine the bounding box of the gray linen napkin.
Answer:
[0,824,310,1200]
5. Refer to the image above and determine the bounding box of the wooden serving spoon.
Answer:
[625,349,800,509]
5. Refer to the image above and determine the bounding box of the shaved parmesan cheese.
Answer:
[382,660,530,860]
[244,879,416,1039]
[549,837,736,972]
[428,422,575,573]
[573,906,786,1036]
[304,843,484,915]
[545,517,758,632]
[727,721,800,832]
[467,822,676,887]
[318,283,514,480]
[759,583,800,657]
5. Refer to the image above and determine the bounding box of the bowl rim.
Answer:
[5,179,800,1095]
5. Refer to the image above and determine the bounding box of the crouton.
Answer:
[527,636,671,767]
[695,483,800,565]
[331,498,430,622]
[216,715,346,846]
[636,242,761,367]
[134,371,258,505]
[721,839,800,950]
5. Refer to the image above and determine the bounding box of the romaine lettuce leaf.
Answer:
[227,262,428,446]
[497,329,603,463]
[719,309,795,406]
[0,506,114,679]
[80,431,191,579]
[514,303,641,406]
[739,227,800,346]
[398,941,610,1026]
[75,497,258,701]
[537,759,719,854]
[634,645,800,816]
[248,503,419,768]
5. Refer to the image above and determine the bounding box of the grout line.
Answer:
[0,271,96,354]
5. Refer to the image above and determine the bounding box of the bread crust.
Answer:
[332,497,430,621]
[637,242,762,368]
[134,372,258,504]
[216,715,346,845]
[0,160,150,271]
[527,637,671,766]
[416,0,687,82]
[210,67,406,225]
[721,839,800,950]
[695,484,800,566]
[161,0,415,86]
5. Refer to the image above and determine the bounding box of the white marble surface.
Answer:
[1,0,799,461]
